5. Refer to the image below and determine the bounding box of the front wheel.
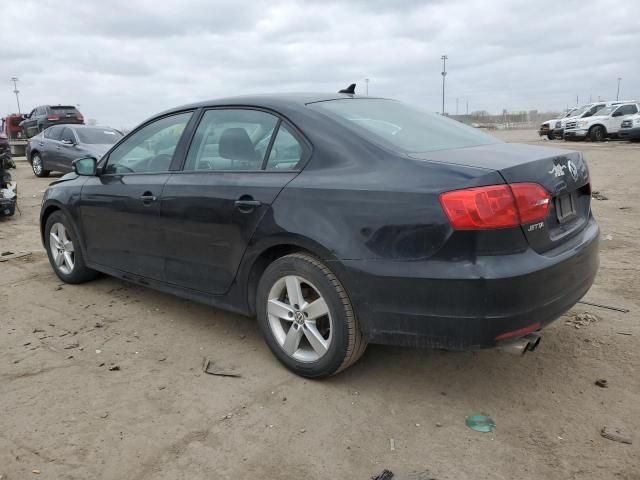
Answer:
[547,132,554,140]
[44,211,98,284]
[589,125,606,142]
[256,253,367,378]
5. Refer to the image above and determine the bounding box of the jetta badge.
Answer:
[548,164,566,177]
[567,160,579,181]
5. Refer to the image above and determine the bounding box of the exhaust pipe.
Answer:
[500,333,542,355]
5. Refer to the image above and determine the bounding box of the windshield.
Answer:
[563,109,577,118]
[593,106,615,117]
[310,98,500,153]
[75,128,123,144]
[568,106,590,117]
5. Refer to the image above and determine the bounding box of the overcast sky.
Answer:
[2,0,639,128]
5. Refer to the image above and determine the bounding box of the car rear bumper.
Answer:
[618,127,640,139]
[564,129,588,140]
[340,217,599,350]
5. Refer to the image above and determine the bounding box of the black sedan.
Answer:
[28,125,123,177]
[39,92,599,377]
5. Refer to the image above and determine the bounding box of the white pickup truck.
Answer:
[564,102,640,141]
[538,108,577,140]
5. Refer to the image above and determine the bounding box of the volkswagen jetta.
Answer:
[39,92,599,377]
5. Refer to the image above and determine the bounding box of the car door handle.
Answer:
[140,192,157,204]
[234,197,261,212]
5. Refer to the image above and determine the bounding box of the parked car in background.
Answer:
[27,125,122,177]
[538,108,577,140]
[564,102,639,141]
[39,92,599,377]
[19,105,84,138]
[618,113,640,141]
[554,102,621,139]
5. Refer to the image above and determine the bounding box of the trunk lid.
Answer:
[411,143,591,253]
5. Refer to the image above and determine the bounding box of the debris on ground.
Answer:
[465,415,496,433]
[591,191,608,201]
[595,379,608,388]
[202,357,241,378]
[63,342,80,350]
[577,300,629,313]
[0,251,32,262]
[601,425,632,444]
[32,469,41,474]
[371,469,394,480]
[108,365,120,371]
[565,312,599,329]
[389,438,395,451]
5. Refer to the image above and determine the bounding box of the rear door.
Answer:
[79,111,193,281]
[608,104,638,133]
[41,125,64,169]
[160,108,307,294]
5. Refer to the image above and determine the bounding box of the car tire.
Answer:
[31,153,50,177]
[546,132,554,140]
[256,252,367,378]
[589,125,606,142]
[44,210,99,284]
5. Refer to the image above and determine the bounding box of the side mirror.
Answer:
[73,157,97,176]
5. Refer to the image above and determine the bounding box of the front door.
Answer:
[78,111,193,281]
[161,108,307,294]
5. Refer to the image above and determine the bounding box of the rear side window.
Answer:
[310,99,500,153]
[266,124,303,170]
[616,104,638,116]
[184,109,278,171]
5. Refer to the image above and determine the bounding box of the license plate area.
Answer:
[555,193,576,223]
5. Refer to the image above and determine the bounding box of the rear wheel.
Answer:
[256,253,366,378]
[589,125,606,142]
[45,211,98,284]
[31,153,50,177]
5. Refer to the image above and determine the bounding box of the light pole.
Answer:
[616,77,622,100]
[364,78,370,96]
[441,55,448,115]
[11,77,21,114]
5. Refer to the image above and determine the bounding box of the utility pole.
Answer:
[441,55,447,115]
[11,77,21,114]
[456,97,459,115]
[616,77,622,100]
[466,98,469,115]
[364,78,370,96]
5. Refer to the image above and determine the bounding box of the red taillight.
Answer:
[439,183,550,230]
[76,113,84,121]
[47,115,60,121]
[510,183,551,224]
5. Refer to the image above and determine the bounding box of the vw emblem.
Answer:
[567,160,579,181]
[294,310,305,324]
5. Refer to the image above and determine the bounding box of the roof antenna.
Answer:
[339,83,356,94]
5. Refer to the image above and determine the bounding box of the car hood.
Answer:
[79,144,112,159]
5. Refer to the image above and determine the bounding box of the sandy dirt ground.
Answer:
[1,130,639,480]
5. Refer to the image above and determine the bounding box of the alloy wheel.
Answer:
[32,155,42,176]
[49,222,75,275]
[267,275,333,362]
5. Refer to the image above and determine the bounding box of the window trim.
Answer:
[98,109,196,176]
[175,106,312,174]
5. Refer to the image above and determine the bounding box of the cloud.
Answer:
[1,0,639,127]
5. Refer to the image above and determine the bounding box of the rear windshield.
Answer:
[51,106,78,114]
[75,128,122,144]
[310,98,500,153]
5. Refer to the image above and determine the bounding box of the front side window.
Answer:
[184,109,278,171]
[45,126,64,140]
[105,112,191,174]
[266,124,303,170]
[310,99,500,153]
[61,128,76,143]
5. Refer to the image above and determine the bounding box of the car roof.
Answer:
[158,92,382,116]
